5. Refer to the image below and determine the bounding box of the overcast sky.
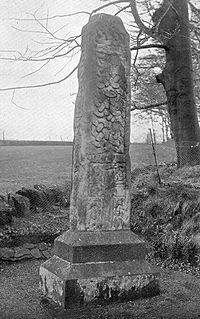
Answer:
[0,0,168,142]
[0,1,99,141]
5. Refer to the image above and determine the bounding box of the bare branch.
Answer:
[189,2,200,14]
[0,44,80,62]
[54,61,70,76]
[29,42,66,59]
[29,13,67,42]
[131,43,167,50]
[0,49,23,56]
[132,30,142,86]
[114,4,130,16]
[11,26,48,35]
[46,8,49,29]
[11,90,29,110]
[9,11,91,22]
[29,34,80,60]
[0,65,78,92]
[131,101,167,111]
[31,40,61,45]
[53,23,69,35]
[129,0,154,37]
[21,59,50,78]
[91,0,129,16]
[129,0,177,42]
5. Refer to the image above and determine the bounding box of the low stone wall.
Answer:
[0,183,71,226]
[0,183,71,261]
[0,242,52,261]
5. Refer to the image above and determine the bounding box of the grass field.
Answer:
[0,145,72,194]
[0,143,176,194]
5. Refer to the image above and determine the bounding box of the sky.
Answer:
[0,0,164,142]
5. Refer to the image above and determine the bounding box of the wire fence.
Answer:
[130,137,200,187]
[130,140,176,170]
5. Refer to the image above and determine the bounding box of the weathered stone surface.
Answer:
[34,184,57,204]
[34,184,69,207]
[0,202,13,226]
[30,248,43,259]
[0,194,6,202]
[42,250,52,259]
[14,247,31,259]
[0,247,14,259]
[188,233,200,255]
[8,193,31,217]
[14,185,68,213]
[48,186,69,207]
[0,242,52,261]
[38,242,49,251]
[16,187,49,211]
[40,256,159,308]
[70,13,131,231]
[22,243,36,249]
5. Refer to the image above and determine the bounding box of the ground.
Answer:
[1,259,200,319]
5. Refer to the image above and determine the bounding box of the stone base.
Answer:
[53,230,148,263]
[40,257,159,308]
[39,230,160,309]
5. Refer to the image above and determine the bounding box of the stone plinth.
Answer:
[39,13,159,309]
[40,256,159,308]
[40,230,159,308]
[53,230,147,263]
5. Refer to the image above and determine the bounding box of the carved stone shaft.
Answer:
[70,13,131,231]
[39,14,160,309]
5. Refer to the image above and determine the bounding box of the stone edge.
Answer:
[0,242,52,261]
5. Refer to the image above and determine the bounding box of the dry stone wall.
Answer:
[0,242,52,261]
[0,184,70,226]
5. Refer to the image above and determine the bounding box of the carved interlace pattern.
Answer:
[90,28,128,154]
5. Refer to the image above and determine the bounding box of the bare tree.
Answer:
[128,0,200,168]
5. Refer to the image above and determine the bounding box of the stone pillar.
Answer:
[39,13,159,309]
[70,12,131,232]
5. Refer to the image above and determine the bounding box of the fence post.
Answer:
[149,129,161,184]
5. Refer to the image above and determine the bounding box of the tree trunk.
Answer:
[156,0,200,168]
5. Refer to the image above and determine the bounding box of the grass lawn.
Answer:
[0,143,176,194]
[0,145,72,194]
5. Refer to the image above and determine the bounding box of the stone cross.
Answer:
[40,13,159,309]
